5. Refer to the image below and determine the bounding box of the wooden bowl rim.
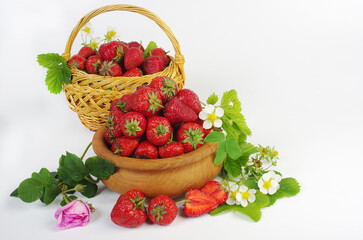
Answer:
[92,126,219,171]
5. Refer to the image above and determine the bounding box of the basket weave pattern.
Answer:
[62,5,185,131]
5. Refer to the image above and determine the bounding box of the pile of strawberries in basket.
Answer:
[68,40,169,76]
[104,76,211,158]
[111,180,227,227]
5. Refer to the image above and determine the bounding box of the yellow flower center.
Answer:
[83,27,91,34]
[230,191,237,200]
[109,30,116,37]
[242,191,250,200]
[208,113,217,122]
[263,179,272,189]
[90,42,98,49]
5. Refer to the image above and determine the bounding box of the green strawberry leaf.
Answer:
[225,138,242,160]
[266,178,301,207]
[204,131,225,143]
[223,156,242,177]
[243,179,259,190]
[18,178,43,203]
[214,141,227,165]
[279,177,300,196]
[37,53,65,69]
[85,156,115,180]
[45,66,64,94]
[238,142,258,166]
[144,41,157,58]
[253,191,270,208]
[207,92,218,105]
[38,53,71,94]
[220,90,251,141]
[210,203,262,222]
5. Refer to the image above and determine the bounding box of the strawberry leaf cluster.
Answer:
[202,90,301,222]
[37,53,71,94]
[11,144,115,207]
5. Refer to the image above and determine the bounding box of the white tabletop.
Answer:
[1,0,362,239]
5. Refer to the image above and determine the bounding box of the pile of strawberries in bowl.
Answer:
[103,76,211,158]
[68,40,169,77]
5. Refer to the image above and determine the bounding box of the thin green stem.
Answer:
[84,175,99,184]
[80,142,92,161]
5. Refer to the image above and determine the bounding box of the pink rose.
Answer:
[54,200,91,230]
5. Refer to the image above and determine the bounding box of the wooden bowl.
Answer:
[92,126,222,198]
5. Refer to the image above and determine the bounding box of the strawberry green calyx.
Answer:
[183,127,204,150]
[160,77,178,98]
[149,204,167,223]
[114,45,125,62]
[124,119,142,137]
[99,61,116,76]
[155,123,170,136]
[130,194,146,212]
[107,115,115,130]
[116,102,128,113]
[147,92,164,114]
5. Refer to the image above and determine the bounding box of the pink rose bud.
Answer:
[54,200,91,230]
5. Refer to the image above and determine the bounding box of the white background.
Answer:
[0,0,362,239]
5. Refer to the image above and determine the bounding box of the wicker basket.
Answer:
[61,4,185,131]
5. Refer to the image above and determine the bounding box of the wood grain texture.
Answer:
[92,126,222,197]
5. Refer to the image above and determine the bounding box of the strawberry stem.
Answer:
[80,142,92,160]
[175,199,188,205]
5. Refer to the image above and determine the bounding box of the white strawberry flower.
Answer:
[89,37,102,50]
[105,26,120,42]
[81,22,94,37]
[239,185,256,207]
[258,171,282,195]
[198,104,224,129]
[226,183,242,205]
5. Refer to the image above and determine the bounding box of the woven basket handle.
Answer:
[62,4,184,65]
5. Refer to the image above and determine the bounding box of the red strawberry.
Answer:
[86,55,103,74]
[163,99,198,125]
[149,76,178,102]
[99,41,128,62]
[110,98,126,113]
[68,55,86,70]
[158,142,184,158]
[99,61,122,77]
[148,195,178,225]
[128,41,144,52]
[119,112,147,138]
[134,141,158,159]
[104,128,115,145]
[119,190,145,202]
[176,122,204,152]
[174,89,202,115]
[107,110,125,138]
[142,56,164,75]
[111,137,139,157]
[123,67,143,77]
[111,191,146,227]
[120,93,134,112]
[184,189,218,217]
[131,86,163,117]
[146,116,172,146]
[148,48,169,67]
[78,45,96,58]
[124,47,144,70]
[201,181,228,205]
